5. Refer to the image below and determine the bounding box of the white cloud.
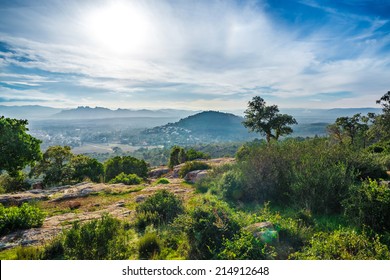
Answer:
[0,0,389,109]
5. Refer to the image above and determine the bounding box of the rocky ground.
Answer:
[0,158,234,251]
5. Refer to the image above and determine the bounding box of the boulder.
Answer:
[148,167,170,178]
[184,170,209,183]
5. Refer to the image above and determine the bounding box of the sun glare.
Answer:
[84,2,152,54]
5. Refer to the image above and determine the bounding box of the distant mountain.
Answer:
[0,105,62,120]
[141,111,255,145]
[280,107,382,123]
[53,106,197,119]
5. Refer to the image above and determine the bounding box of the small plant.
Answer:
[138,232,161,259]
[0,203,45,235]
[179,161,211,178]
[109,172,142,185]
[343,179,390,232]
[155,178,170,184]
[63,214,130,260]
[218,230,276,260]
[290,229,390,260]
[135,190,183,231]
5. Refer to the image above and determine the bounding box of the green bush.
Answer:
[185,148,210,161]
[179,161,211,178]
[343,179,390,232]
[290,229,390,260]
[218,230,276,260]
[135,190,183,231]
[218,169,245,201]
[0,172,30,193]
[179,196,240,259]
[138,232,161,259]
[63,214,130,260]
[16,246,43,260]
[109,172,142,185]
[155,178,169,184]
[0,203,45,235]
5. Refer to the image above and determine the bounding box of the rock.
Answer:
[68,201,81,210]
[148,167,170,178]
[135,195,147,203]
[184,170,209,183]
[0,193,48,206]
[116,201,125,207]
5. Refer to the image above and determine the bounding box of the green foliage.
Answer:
[344,179,390,232]
[218,169,245,201]
[179,161,211,178]
[243,96,297,143]
[63,214,130,260]
[168,146,186,169]
[109,172,142,185]
[0,172,30,193]
[104,155,148,182]
[31,145,73,187]
[218,230,276,260]
[0,203,45,235]
[156,178,170,184]
[179,196,240,259]
[15,246,44,260]
[185,148,210,161]
[135,190,184,231]
[138,232,161,259]
[291,229,390,260]
[69,154,103,183]
[0,117,42,176]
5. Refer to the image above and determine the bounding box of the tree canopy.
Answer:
[0,116,42,176]
[243,96,297,143]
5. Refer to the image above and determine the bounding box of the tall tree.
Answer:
[243,96,297,143]
[0,116,41,176]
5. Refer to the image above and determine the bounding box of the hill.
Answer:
[141,110,255,145]
[0,105,62,120]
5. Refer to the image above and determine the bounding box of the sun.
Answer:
[84,2,152,54]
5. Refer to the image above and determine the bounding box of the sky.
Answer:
[0,0,389,111]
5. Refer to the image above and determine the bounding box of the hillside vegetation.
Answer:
[0,93,390,260]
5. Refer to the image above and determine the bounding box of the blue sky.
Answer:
[0,0,389,110]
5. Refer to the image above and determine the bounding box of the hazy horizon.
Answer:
[1,0,389,110]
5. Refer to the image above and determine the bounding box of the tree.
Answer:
[0,117,41,176]
[168,146,186,169]
[104,155,148,182]
[69,155,104,183]
[243,96,297,143]
[31,146,73,186]
[328,114,370,147]
[371,91,390,141]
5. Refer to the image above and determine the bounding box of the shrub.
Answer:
[343,179,390,232]
[290,230,390,260]
[218,169,245,201]
[180,196,240,259]
[135,190,183,231]
[179,161,211,178]
[16,246,43,260]
[109,172,142,185]
[0,203,45,235]
[155,178,169,184]
[218,230,276,260]
[63,214,130,260]
[0,172,30,193]
[138,232,161,259]
[185,148,210,161]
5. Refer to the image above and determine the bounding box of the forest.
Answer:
[0,92,389,260]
